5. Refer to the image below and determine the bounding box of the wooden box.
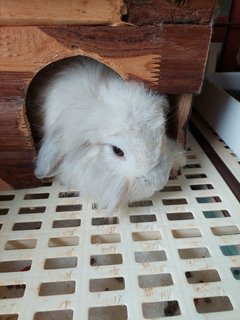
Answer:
[0,0,216,188]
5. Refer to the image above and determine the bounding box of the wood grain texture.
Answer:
[0,72,33,97]
[126,0,216,25]
[176,93,193,146]
[0,99,31,145]
[0,178,12,190]
[0,0,125,25]
[167,93,192,146]
[0,25,211,94]
[0,95,40,188]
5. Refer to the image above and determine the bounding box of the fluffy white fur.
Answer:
[35,57,186,212]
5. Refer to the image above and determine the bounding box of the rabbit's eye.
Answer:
[112,145,124,157]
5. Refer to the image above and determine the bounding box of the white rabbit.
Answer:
[34,57,186,212]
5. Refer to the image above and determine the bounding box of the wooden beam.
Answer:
[0,0,125,25]
[0,24,211,94]
[126,0,216,25]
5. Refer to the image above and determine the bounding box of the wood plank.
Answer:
[41,24,212,94]
[175,93,193,146]
[0,178,12,190]
[126,0,216,25]
[0,96,37,187]
[0,0,125,25]
[0,96,33,146]
[0,166,41,189]
[0,72,33,97]
[0,151,35,163]
[0,25,211,94]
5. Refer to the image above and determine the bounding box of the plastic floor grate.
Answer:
[0,130,240,320]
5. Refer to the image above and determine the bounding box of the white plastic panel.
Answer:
[0,132,240,320]
[192,112,240,183]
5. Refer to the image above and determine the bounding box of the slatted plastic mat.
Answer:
[0,131,240,320]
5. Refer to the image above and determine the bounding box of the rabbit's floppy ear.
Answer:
[34,129,63,179]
